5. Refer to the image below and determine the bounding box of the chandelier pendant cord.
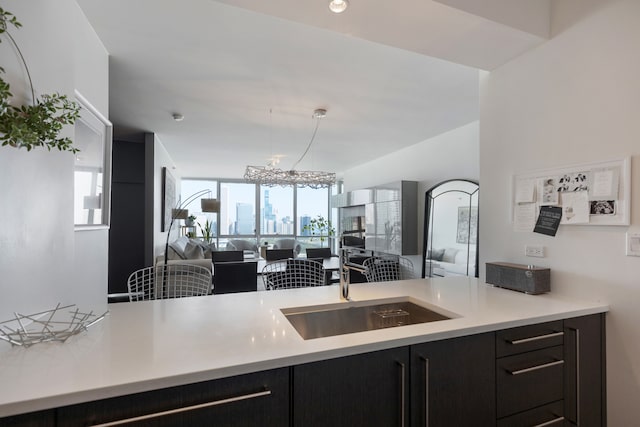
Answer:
[290,116,321,171]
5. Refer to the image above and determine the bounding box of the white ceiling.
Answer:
[77,0,549,179]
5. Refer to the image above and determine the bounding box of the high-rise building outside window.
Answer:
[260,186,293,236]
[181,178,330,249]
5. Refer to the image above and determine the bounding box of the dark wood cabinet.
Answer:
[564,314,606,426]
[292,347,409,427]
[495,315,606,427]
[496,320,566,425]
[1,315,605,426]
[497,345,564,418]
[57,368,289,427]
[497,401,564,427]
[411,333,495,427]
[0,410,55,427]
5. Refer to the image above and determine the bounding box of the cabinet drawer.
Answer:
[497,321,564,357]
[57,368,289,427]
[0,409,55,427]
[497,346,564,418]
[497,400,565,427]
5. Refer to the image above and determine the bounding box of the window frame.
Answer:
[180,178,333,250]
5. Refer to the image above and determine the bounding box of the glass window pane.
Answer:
[296,186,330,250]
[220,182,256,236]
[260,186,294,236]
[181,179,218,240]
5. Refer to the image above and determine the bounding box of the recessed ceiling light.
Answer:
[329,0,348,14]
[172,113,184,122]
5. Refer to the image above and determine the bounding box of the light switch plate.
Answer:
[627,233,640,256]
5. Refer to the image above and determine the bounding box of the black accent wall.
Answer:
[108,140,146,295]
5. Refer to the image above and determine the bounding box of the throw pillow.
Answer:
[428,248,445,261]
[442,248,459,263]
[183,239,205,259]
[167,236,190,259]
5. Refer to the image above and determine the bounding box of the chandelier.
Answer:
[244,109,336,189]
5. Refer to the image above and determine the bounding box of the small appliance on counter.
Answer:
[485,262,550,294]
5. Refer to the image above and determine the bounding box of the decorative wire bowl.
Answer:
[0,303,108,347]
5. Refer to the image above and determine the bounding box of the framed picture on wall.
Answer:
[73,90,113,228]
[161,167,176,232]
[456,206,478,244]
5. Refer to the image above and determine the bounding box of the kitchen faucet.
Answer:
[339,248,367,301]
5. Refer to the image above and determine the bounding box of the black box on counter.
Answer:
[486,262,550,295]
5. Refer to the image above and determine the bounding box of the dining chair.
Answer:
[362,256,415,282]
[127,264,212,301]
[265,248,294,261]
[306,248,337,284]
[262,259,325,290]
[212,250,244,263]
[273,238,301,256]
[305,247,332,259]
[212,261,258,294]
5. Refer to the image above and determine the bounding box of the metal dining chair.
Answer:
[127,264,212,301]
[362,256,415,282]
[262,259,326,290]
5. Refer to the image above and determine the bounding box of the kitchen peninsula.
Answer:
[0,278,607,426]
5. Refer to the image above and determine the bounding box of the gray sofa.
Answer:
[156,236,215,272]
[425,247,476,276]
[225,239,259,253]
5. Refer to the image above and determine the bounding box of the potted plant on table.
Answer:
[302,215,335,248]
[198,219,214,245]
[185,215,196,227]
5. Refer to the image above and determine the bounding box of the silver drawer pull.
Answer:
[89,389,272,427]
[397,361,406,427]
[533,415,565,427]
[508,360,564,375]
[509,331,564,345]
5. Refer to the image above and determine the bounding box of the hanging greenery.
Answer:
[0,7,80,153]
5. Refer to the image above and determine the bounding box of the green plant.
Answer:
[302,215,335,247]
[0,7,80,153]
[198,219,214,244]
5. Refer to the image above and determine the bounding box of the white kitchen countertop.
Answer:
[0,277,608,417]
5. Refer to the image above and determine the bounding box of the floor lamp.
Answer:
[161,190,220,298]
[163,189,220,266]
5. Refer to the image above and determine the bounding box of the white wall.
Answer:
[0,0,109,318]
[153,134,181,258]
[342,120,479,260]
[480,0,640,423]
[342,120,479,193]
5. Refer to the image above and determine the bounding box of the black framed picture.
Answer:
[161,167,176,232]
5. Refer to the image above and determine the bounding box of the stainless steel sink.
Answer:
[281,297,455,340]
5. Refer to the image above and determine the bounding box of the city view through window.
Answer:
[181,179,332,248]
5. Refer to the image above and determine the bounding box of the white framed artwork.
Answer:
[73,91,113,228]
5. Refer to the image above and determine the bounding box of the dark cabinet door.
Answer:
[57,368,289,427]
[564,314,606,426]
[0,410,55,427]
[411,333,495,427]
[293,347,410,427]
